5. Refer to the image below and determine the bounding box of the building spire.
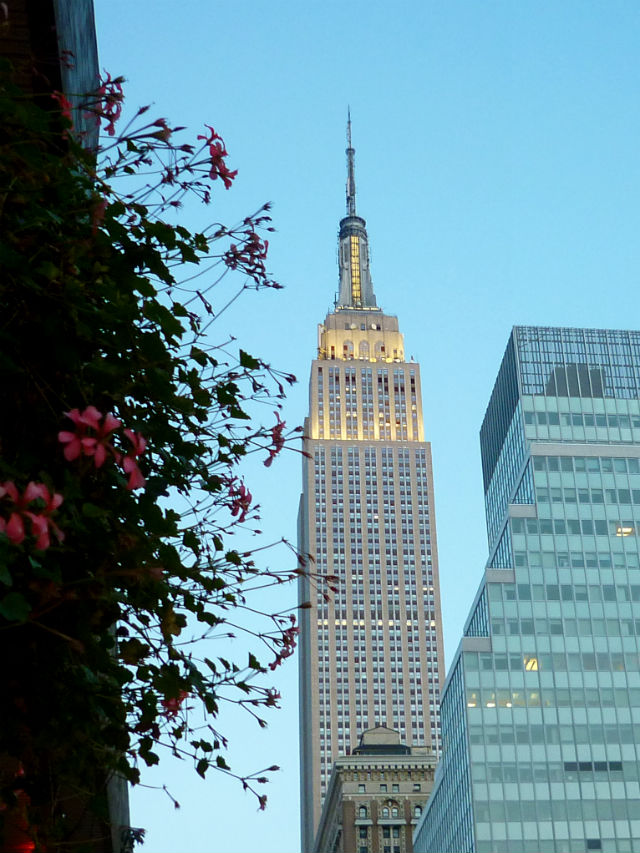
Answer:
[346,107,357,216]
[337,110,379,311]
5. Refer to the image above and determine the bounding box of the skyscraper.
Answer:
[414,326,640,853]
[298,121,445,851]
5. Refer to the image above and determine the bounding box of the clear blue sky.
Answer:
[94,2,640,851]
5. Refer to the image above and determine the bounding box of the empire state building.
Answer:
[298,122,445,850]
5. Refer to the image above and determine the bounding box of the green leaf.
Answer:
[190,346,208,367]
[0,592,31,621]
[119,639,149,665]
[182,530,200,554]
[239,349,260,370]
[82,502,107,518]
[248,653,263,671]
[142,750,160,767]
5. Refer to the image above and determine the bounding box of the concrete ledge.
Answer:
[509,503,537,517]
[462,636,492,652]
[486,569,515,584]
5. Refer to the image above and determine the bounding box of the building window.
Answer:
[358,783,366,793]
[392,783,399,793]
[358,806,367,818]
[380,783,387,792]
[359,827,368,839]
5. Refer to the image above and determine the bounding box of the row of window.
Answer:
[357,804,419,819]
[533,487,640,508]
[514,549,640,570]
[490,580,640,604]
[465,650,640,673]
[474,794,636,823]
[532,455,640,474]
[471,760,628,783]
[525,410,640,429]
[357,782,422,793]
[469,721,640,748]
[466,686,640,709]
[491,616,640,638]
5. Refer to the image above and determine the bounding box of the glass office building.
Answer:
[414,326,640,853]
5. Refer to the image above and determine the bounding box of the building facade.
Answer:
[313,727,436,853]
[414,326,640,853]
[298,124,445,850]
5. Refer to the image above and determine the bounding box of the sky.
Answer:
[94,2,640,851]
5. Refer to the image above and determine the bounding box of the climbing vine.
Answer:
[0,64,316,850]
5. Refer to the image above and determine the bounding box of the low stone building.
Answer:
[313,726,436,853]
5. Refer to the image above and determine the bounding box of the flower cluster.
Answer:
[197,125,237,189]
[228,480,252,524]
[264,688,281,708]
[269,615,299,671]
[0,482,64,551]
[96,72,124,136]
[51,91,73,124]
[264,412,286,468]
[223,230,269,284]
[58,406,146,490]
[161,690,190,720]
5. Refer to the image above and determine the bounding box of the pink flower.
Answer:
[0,481,64,550]
[23,483,64,550]
[152,118,173,143]
[51,90,73,123]
[58,408,87,461]
[81,411,121,468]
[122,460,145,491]
[161,690,189,719]
[59,406,121,467]
[269,616,299,671]
[121,429,146,490]
[264,412,286,468]
[223,231,269,282]
[229,481,252,523]
[97,72,124,136]
[59,408,147,491]
[0,484,26,546]
[265,688,281,708]
[197,125,237,189]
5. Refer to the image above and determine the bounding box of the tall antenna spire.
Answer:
[346,107,356,216]
[337,110,379,310]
